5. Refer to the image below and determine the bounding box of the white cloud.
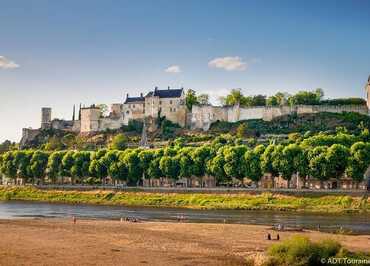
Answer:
[208,56,258,71]
[165,65,181,73]
[0,56,19,69]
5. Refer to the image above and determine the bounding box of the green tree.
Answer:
[244,148,263,186]
[71,151,91,183]
[178,148,195,178]
[236,123,248,138]
[224,89,244,106]
[47,151,66,184]
[122,149,143,185]
[44,136,64,151]
[223,145,248,181]
[89,149,108,184]
[14,150,33,184]
[61,151,75,182]
[139,149,156,184]
[266,95,279,106]
[325,144,350,179]
[110,133,128,150]
[191,145,212,178]
[346,142,370,188]
[185,89,199,111]
[197,94,210,105]
[108,153,128,183]
[147,157,163,180]
[308,146,329,188]
[159,156,180,181]
[206,153,228,185]
[261,144,280,179]
[30,151,49,184]
[278,144,307,188]
[1,151,17,181]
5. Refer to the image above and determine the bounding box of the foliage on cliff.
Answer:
[210,112,370,136]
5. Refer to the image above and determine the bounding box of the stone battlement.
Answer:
[190,104,369,131]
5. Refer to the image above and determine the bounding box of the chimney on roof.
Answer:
[168,86,170,90]
[140,93,143,97]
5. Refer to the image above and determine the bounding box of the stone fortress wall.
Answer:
[190,104,369,131]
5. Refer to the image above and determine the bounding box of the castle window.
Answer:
[159,101,162,105]
[126,111,130,114]
[170,100,173,104]
[133,104,135,108]
[173,108,176,112]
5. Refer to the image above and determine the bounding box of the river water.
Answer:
[1,200,369,234]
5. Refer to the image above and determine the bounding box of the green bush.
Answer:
[265,236,370,266]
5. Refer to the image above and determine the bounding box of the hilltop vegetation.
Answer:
[210,112,370,136]
[216,88,366,107]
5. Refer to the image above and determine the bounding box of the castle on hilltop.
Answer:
[20,77,370,146]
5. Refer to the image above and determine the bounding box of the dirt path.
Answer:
[0,219,368,266]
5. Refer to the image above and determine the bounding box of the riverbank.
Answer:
[0,218,369,266]
[0,186,369,213]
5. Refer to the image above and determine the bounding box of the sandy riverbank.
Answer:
[0,219,369,266]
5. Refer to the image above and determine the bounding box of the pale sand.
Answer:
[0,219,368,266]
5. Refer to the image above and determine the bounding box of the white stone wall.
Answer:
[191,104,370,131]
[239,106,265,121]
[99,117,125,131]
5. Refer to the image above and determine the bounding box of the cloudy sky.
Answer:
[1,0,370,142]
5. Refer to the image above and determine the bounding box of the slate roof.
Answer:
[146,88,183,98]
[124,96,145,104]
[124,88,183,104]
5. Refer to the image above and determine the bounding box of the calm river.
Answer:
[1,200,369,234]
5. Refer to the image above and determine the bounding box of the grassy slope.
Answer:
[0,187,369,213]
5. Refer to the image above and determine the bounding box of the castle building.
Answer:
[79,87,186,133]
[20,77,370,146]
[121,87,186,127]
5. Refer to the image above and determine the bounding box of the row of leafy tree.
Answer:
[185,88,366,109]
[1,132,370,188]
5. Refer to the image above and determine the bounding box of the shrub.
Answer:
[265,236,370,266]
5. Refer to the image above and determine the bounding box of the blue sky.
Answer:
[1,0,370,142]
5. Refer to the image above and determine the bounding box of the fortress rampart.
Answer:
[190,104,369,131]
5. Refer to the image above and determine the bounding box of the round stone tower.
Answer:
[41,107,52,129]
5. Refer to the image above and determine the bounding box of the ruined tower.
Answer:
[41,107,52,129]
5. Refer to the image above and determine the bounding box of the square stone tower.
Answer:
[80,106,101,133]
[41,107,52,129]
